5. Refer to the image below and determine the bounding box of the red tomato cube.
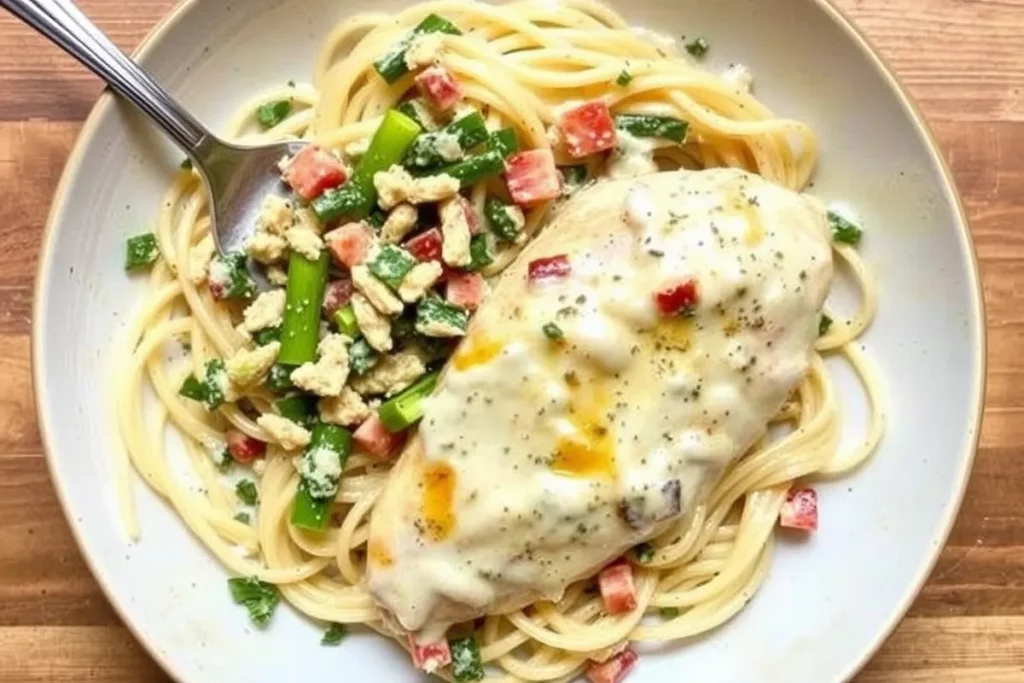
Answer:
[780,487,818,531]
[354,414,406,459]
[505,149,561,205]
[226,429,266,464]
[325,221,375,269]
[408,634,452,674]
[598,562,637,614]
[322,279,354,316]
[653,280,699,316]
[415,66,464,111]
[559,100,617,158]
[446,271,485,311]
[405,227,444,263]
[586,648,639,683]
[527,254,571,283]
[281,145,349,201]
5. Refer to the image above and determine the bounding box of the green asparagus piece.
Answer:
[373,14,462,84]
[378,371,440,432]
[278,251,330,365]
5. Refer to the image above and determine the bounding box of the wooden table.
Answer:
[0,0,1020,679]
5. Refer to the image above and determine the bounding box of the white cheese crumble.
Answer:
[607,129,657,180]
[225,341,280,387]
[373,165,460,210]
[439,197,472,267]
[319,386,371,426]
[398,261,443,303]
[246,195,293,263]
[723,63,754,92]
[286,226,324,261]
[433,131,464,162]
[352,264,404,315]
[351,292,393,352]
[242,289,286,332]
[350,350,427,397]
[380,203,419,244]
[257,413,311,451]
[188,235,216,285]
[290,333,350,397]
[266,265,289,286]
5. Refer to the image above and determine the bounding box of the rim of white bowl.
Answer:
[30,1,987,681]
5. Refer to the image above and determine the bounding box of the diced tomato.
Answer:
[354,414,406,459]
[325,221,375,269]
[528,254,571,283]
[415,66,464,111]
[405,227,444,263]
[505,149,562,205]
[586,648,639,683]
[559,101,617,158]
[447,271,485,311]
[225,429,266,464]
[780,487,818,531]
[281,145,348,201]
[408,634,452,674]
[598,562,637,614]
[653,279,699,316]
[322,279,354,316]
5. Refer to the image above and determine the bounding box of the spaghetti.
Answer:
[113,1,884,681]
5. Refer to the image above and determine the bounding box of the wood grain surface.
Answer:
[0,0,1020,680]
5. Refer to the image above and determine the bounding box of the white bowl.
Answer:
[32,0,985,681]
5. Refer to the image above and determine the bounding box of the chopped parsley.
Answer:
[367,244,417,289]
[542,322,564,340]
[416,294,469,337]
[634,542,655,563]
[236,478,259,506]
[321,623,348,645]
[467,234,493,271]
[819,313,833,337]
[227,577,279,627]
[349,338,380,376]
[256,100,293,129]
[178,358,229,411]
[179,158,193,170]
[659,606,680,618]
[484,196,521,242]
[827,210,863,245]
[685,36,709,58]
[252,325,282,346]
[616,69,633,86]
[449,635,485,682]
[287,79,297,88]
[208,251,256,300]
[233,512,251,524]
[125,233,159,271]
[266,363,295,393]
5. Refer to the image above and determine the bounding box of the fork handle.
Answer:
[2,0,211,153]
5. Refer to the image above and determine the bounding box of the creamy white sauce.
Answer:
[607,130,658,180]
[367,168,833,633]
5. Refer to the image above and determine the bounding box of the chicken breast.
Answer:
[366,168,833,637]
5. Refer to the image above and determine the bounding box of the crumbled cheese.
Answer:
[380,204,419,244]
[351,292,392,352]
[235,322,252,342]
[252,459,267,476]
[607,129,657,180]
[415,317,466,338]
[257,413,311,451]
[373,165,460,210]
[503,204,527,241]
[287,226,324,261]
[398,261,443,303]
[290,333,350,397]
[319,386,371,426]
[439,197,472,267]
[242,289,286,332]
[299,445,342,499]
[204,439,228,467]
[188,235,216,285]
[344,137,370,159]
[293,206,323,235]
[207,256,234,292]
[350,350,426,397]
[267,264,289,286]
[404,32,445,69]
[432,131,464,162]
[206,358,239,402]
[225,342,280,387]
[352,264,404,315]
[723,63,754,92]
[247,195,295,263]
